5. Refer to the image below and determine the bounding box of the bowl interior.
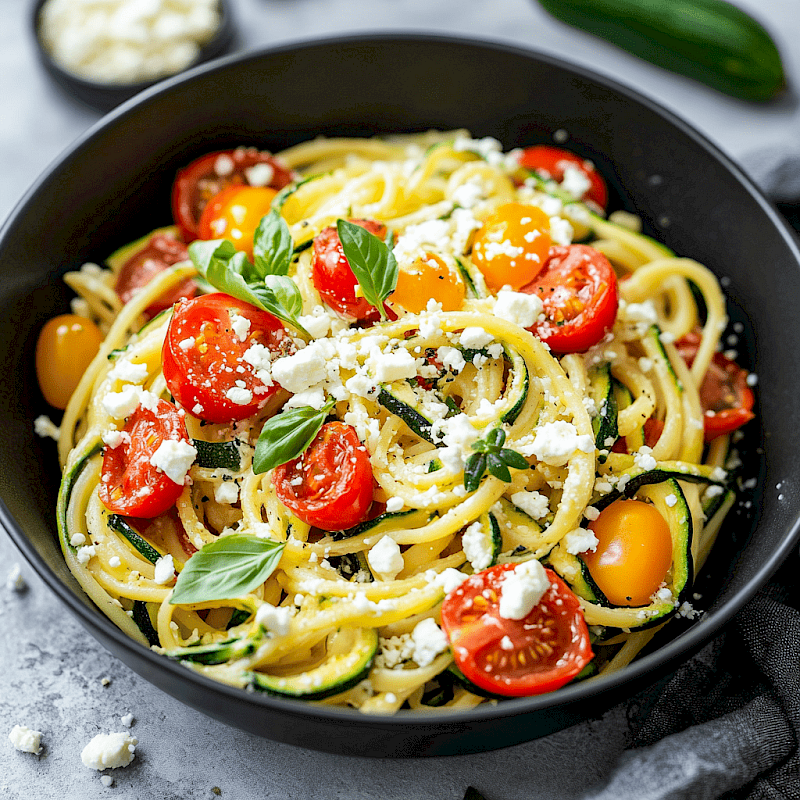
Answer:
[2,35,800,755]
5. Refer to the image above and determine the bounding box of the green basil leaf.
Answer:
[253,210,294,277]
[486,453,511,483]
[486,427,506,449]
[499,448,529,470]
[336,219,398,320]
[253,402,333,474]
[170,534,284,605]
[463,452,487,493]
[249,277,309,336]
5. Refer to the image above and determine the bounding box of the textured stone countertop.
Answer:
[2,1,799,798]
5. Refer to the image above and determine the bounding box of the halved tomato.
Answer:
[519,145,608,209]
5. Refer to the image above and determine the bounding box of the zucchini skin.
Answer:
[537,0,785,101]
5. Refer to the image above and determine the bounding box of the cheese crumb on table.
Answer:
[80,732,138,770]
[8,725,43,755]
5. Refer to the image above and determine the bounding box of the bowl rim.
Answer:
[5,30,800,731]
[30,0,234,96]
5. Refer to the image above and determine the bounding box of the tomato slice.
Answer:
[273,422,374,531]
[115,232,196,319]
[518,145,608,209]
[676,330,755,441]
[521,244,618,353]
[311,219,389,322]
[99,399,191,518]
[162,293,292,423]
[171,148,294,242]
[196,185,278,259]
[441,564,592,697]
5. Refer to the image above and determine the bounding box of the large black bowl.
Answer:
[2,34,799,757]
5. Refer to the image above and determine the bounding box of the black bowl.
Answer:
[2,34,800,757]
[31,0,236,111]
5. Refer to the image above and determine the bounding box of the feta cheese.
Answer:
[225,385,254,406]
[563,528,599,555]
[255,603,293,635]
[120,713,135,729]
[426,567,468,594]
[77,545,96,565]
[462,521,494,572]
[108,556,121,569]
[70,533,86,547]
[437,346,466,374]
[34,415,61,441]
[371,348,418,383]
[458,326,495,349]
[214,481,239,505]
[8,725,43,755]
[80,732,137,770]
[498,560,550,620]
[271,347,327,393]
[107,359,148,385]
[101,385,142,419]
[367,536,404,580]
[410,618,449,667]
[229,311,251,342]
[493,290,543,329]
[102,429,129,449]
[633,446,658,472]
[244,162,274,188]
[509,490,550,519]
[529,420,595,466]
[152,554,175,585]
[549,216,574,246]
[149,439,197,484]
[385,497,404,513]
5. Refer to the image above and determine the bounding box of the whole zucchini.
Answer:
[536,0,785,101]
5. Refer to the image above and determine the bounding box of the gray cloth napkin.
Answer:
[580,147,800,800]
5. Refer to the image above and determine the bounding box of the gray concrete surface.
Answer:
[2,0,800,798]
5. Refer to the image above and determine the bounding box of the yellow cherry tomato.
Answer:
[197,185,278,259]
[584,499,673,607]
[471,203,553,292]
[36,314,104,409]
[391,252,466,313]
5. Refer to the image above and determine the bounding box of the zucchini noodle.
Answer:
[52,131,748,712]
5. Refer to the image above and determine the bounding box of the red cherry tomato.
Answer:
[521,244,618,353]
[171,148,294,242]
[99,399,191,518]
[518,146,608,209]
[162,293,291,423]
[115,232,196,319]
[441,564,593,697]
[311,219,388,322]
[196,185,278,259]
[273,422,374,531]
[676,330,755,441]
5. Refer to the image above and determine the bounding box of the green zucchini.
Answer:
[588,363,618,459]
[227,608,253,629]
[192,439,242,471]
[132,601,160,647]
[463,512,502,570]
[334,508,430,540]
[377,384,440,444]
[613,378,644,452]
[107,514,163,564]
[246,626,378,700]
[168,635,258,665]
[57,440,103,552]
[536,0,785,101]
[446,663,505,700]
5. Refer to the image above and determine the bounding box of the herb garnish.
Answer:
[336,219,398,320]
[463,428,528,493]
[170,534,285,605]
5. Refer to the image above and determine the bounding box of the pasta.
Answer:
[49,131,750,713]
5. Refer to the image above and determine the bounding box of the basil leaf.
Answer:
[170,534,284,605]
[336,219,398,320]
[500,448,529,470]
[486,453,511,483]
[463,452,487,493]
[253,210,294,277]
[253,402,333,474]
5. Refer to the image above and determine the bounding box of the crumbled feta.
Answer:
[370,348,418,383]
[425,567,468,594]
[560,164,591,199]
[229,311,251,342]
[385,497,404,513]
[410,618,449,667]
[77,545,96,565]
[458,326,495,349]
[70,533,86,547]
[152,554,175,585]
[8,725,43,754]
[462,521,493,572]
[437,346,466,374]
[6,564,26,592]
[493,290,543,328]
[498,560,550,620]
[108,557,121,569]
[102,429,130,449]
[244,162,274,187]
[271,347,327,393]
[107,359,148,385]
[549,216,574,246]
[255,603,293,635]
[621,300,659,326]
[665,493,678,508]
[563,528,599,555]
[80,732,137,770]
[214,481,239,505]
[529,420,595,466]
[225,385,254,406]
[367,536,404,580]
[633,446,658,472]
[510,490,550,519]
[34,415,61,441]
[149,439,197,484]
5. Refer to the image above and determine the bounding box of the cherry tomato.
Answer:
[521,244,618,353]
[391,252,466,313]
[197,185,278,259]
[171,148,294,242]
[99,399,191,518]
[162,293,292,423]
[115,232,196,319]
[584,499,673,607]
[612,417,663,454]
[36,314,104,409]
[311,219,388,322]
[273,422,374,531]
[471,203,553,292]
[441,564,592,697]
[676,330,754,441]
[518,146,608,210]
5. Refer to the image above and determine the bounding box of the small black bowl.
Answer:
[2,34,800,757]
[31,0,236,111]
